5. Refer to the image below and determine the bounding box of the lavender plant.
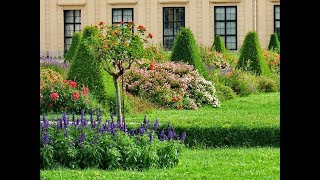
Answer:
[40,110,186,170]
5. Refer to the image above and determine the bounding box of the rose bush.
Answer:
[40,69,91,113]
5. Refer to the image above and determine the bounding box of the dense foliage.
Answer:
[237,31,270,76]
[267,33,280,54]
[40,111,186,170]
[124,62,220,109]
[65,32,82,63]
[171,27,207,79]
[40,58,69,78]
[212,35,227,53]
[40,69,91,113]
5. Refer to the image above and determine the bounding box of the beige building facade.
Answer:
[40,0,280,57]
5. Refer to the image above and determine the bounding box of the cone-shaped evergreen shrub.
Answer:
[268,33,280,54]
[237,31,270,76]
[65,32,82,63]
[82,25,99,39]
[171,27,208,79]
[67,36,115,108]
[212,35,227,53]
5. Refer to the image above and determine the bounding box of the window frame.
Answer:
[214,6,237,50]
[274,5,280,40]
[162,7,185,50]
[64,10,81,55]
[112,8,134,24]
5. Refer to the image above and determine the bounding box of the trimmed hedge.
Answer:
[174,126,279,147]
[171,27,208,79]
[237,31,270,76]
[65,32,82,63]
[212,35,227,53]
[67,36,114,109]
[82,25,99,39]
[268,33,280,54]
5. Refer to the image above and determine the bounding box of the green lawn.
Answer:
[41,147,280,179]
[126,92,280,129]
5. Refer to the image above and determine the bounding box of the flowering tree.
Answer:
[96,21,153,123]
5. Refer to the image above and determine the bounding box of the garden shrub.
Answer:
[262,50,280,74]
[268,33,280,54]
[171,27,208,79]
[237,31,270,76]
[173,126,279,148]
[214,82,237,101]
[124,62,220,109]
[40,69,91,113]
[212,35,226,53]
[219,69,258,96]
[257,76,278,92]
[40,112,186,170]
[64,32,82,63]
[82,25,99,39]
[67,36,115,111]
[40,58,69,78]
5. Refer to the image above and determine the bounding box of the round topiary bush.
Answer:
[237,31,270,76]
[268,33,280,54]
[65,32,82,63]
[212,35,227,53]
[170,27,208,79]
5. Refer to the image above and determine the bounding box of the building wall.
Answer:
[40,0,280,57]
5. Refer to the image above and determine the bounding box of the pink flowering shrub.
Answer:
[124,62,220,109]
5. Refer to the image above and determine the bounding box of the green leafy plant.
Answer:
[40,69,91,113]
[268,33,280,54]
[237,31,270,76]
[171,27,208,79]
[65,32,82,63]
[212,35,227,53]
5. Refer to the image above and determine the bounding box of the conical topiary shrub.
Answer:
[268,33,280,54]
[237,31,270,76]
[64,32,82,63]
[67,35,115,109]
[212,35,227,53]
[170,27,208,79]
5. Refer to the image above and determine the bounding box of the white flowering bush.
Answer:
[124,62,220,109]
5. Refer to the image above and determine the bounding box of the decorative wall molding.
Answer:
[57,0,87,6]
[210,0,241,3]
[270,0,280,2]
[159,0,189,4]
[108,0,138,5]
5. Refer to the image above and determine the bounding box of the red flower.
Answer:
[172,97,177,102]
[148,33,153,38]
[50,75,54,79]
[51,93,59,101]
[82,87,89,96]
[138,25,146,31]
[103,45,108,49]
[177,96,181,101]
[99,21,104,25]
[149,62,155,70]
[177,105,182,110]
[69,81,77,88]
[73,92,79,101]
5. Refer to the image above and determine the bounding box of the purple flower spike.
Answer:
[154,119,159,130]
[42,131,50,145]
[149,130,153,143]
[57,118,63,130]
[180,132,187,142]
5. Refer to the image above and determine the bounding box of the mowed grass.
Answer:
[126,92,280,128]
[41,147,279,179]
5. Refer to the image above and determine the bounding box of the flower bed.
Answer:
[40,110,186,170]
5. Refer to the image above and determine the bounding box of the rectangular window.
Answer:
[274,5,280,40]
[214,6,237,50]
[163,7,185,50]
[112,8,134,24]
[64,10,81,55]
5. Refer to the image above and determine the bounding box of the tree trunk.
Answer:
[113,76,123,123]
